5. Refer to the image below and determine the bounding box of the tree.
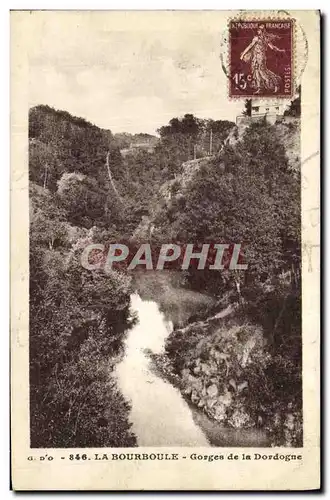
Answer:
[284,86,301,117]
[29,140,63,191]
[57,172,116,228]
[242,99,252,117]
[156,114,235,176]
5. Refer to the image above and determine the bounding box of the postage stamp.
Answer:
[229,19,294,98]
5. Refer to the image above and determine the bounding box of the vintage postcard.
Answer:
[11,10,320,490]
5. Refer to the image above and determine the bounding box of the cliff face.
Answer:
[159,155,216,201]
[273,118,300,172]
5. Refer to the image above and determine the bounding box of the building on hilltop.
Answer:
[120,142,156,157]
[236,98,290,126]
[251,99,288,119]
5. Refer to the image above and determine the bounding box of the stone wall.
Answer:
[236,114,282,127]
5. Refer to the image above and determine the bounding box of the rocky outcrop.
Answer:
[273,117,300,172]
[158,155,216,203]
[169,320,265,428]
[180,156,215,190]
[227,117,300,171]
[131,215,153,242]
[164,308,302,446]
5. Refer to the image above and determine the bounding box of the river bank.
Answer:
[117,272,265,447]
[114,273,269,447]
[115,294,210,446]
[115,271,301,448]
[149,351,270,447]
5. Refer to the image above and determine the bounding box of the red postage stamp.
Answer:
[229,19,294,98]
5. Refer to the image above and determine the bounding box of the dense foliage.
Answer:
[29,106,137,447]
[30,185,137,447]
[29,103,301,448]
[153,121,300,296]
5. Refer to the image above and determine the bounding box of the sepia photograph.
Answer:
[28,11,303,449]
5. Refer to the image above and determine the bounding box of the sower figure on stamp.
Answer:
[240,24,285,94]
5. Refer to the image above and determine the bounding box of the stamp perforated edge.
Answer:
[219,10,308,102]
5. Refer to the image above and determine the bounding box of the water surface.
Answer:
[115,294,209,446]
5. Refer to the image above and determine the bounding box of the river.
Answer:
[115,293,210,446]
